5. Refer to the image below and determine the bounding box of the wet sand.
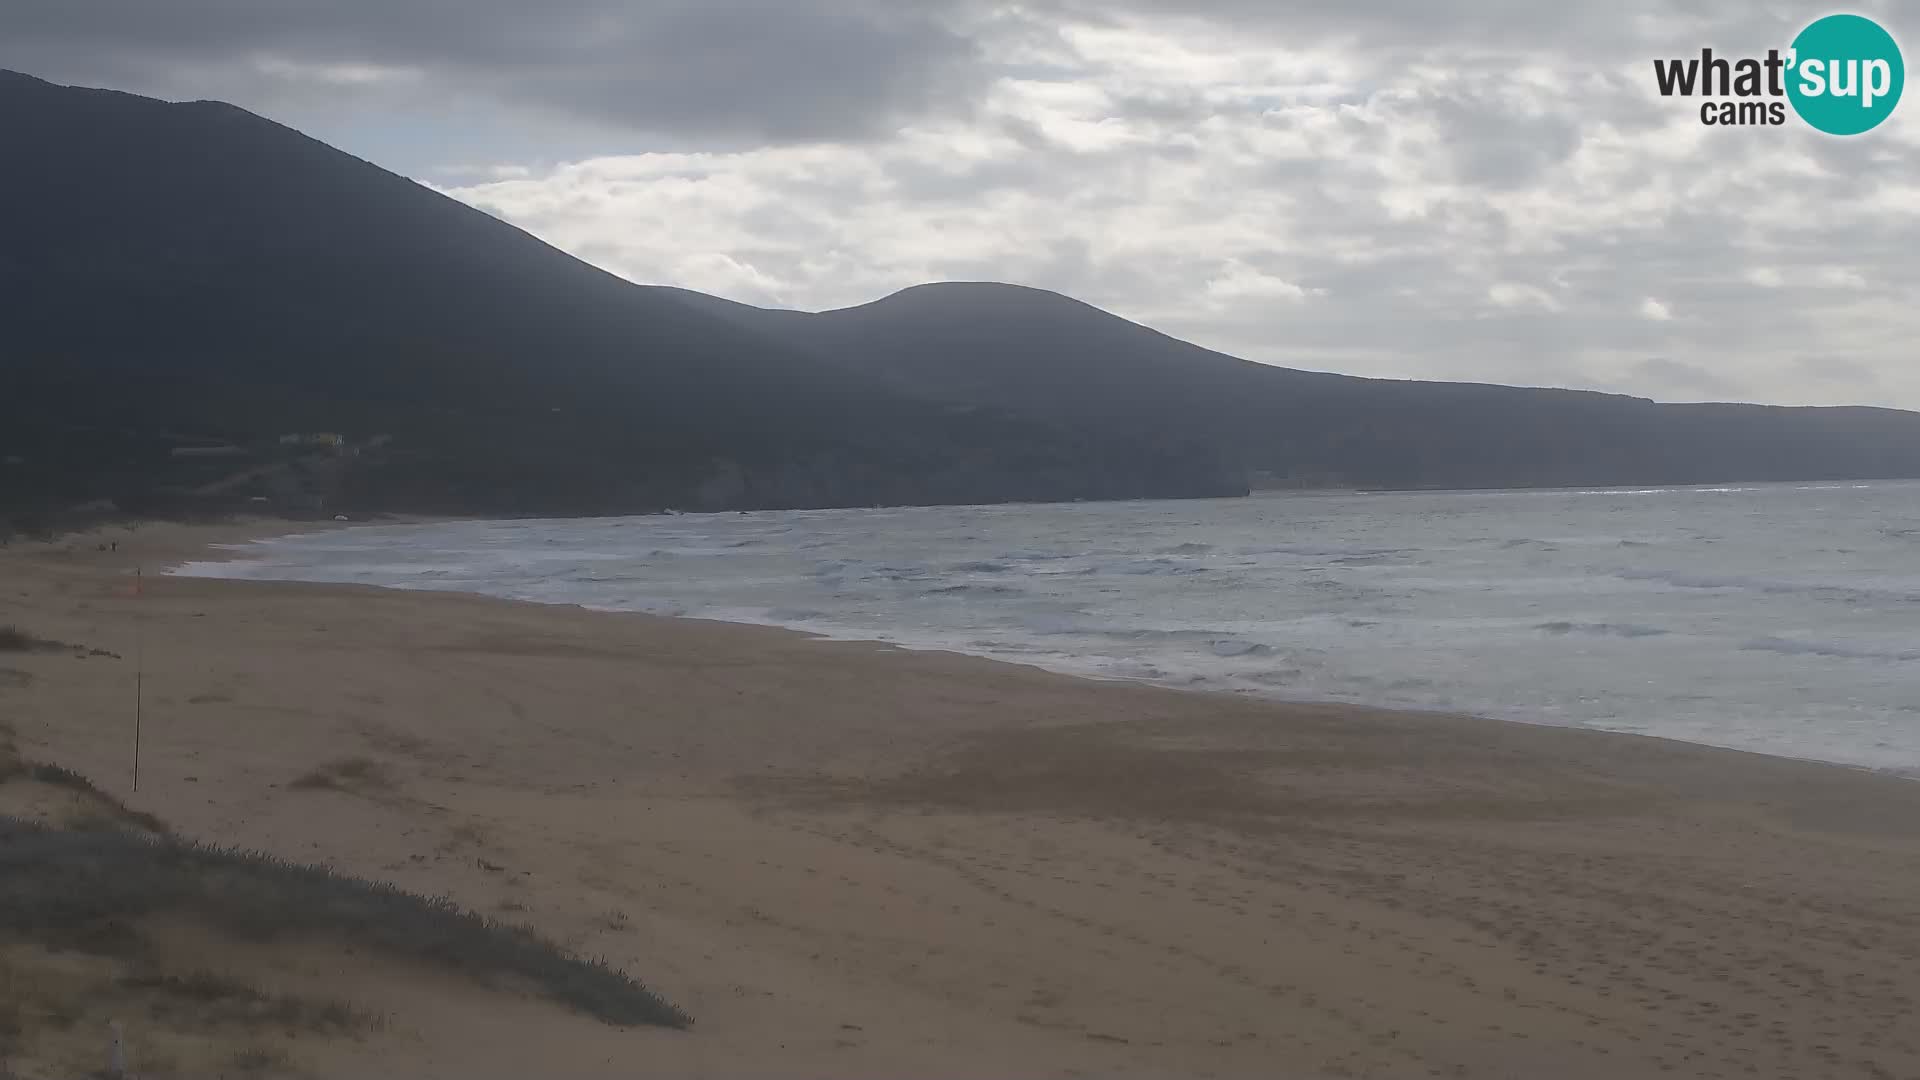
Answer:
[5,520,1920,1078]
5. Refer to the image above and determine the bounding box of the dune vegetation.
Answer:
[0,712,688,1078]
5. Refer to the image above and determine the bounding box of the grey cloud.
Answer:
[1421,90,1582,189]
[1794,357,1883,385]
[0,0,985,142]
[1635,357,1740,397]
[1038,0,1884,58]
[4,0,1901,142]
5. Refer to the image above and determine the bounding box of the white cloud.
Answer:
[248,56,421,86]
[1810,265,1870,290]
[1487,282,1561,311]
[1203,261,1327,305]
[1639,298,1674,321]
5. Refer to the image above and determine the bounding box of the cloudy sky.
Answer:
[6,1,1917,407]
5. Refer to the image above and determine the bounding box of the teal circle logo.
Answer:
[1787,14,1904,135]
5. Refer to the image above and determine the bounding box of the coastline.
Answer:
[165,515,1917,780]
[8,519,1920,1078]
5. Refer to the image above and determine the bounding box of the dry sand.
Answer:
[5,519,1920,1079]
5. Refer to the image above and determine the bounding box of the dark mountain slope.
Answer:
[662,281,1920,489]
[0,72,1242,518]
[8,69,1913,521]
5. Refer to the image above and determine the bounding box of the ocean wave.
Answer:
[1235,544,1409,559]
[1740,637,1920,662]
[1101,558,1211,576]
[763,607,827,622]
[1207,639,1274,658]
[810,560,933,583]
[1330,553,1401,565]
[1536,621,1670,639]
[1009,620,1277,657]
[965,639,1052,653]
[567,571,654,585]
[925,583,1023,597]
[581,599,687,617]
[949,560,1013,573]
[1154,542,1214,555]
[1617,569,1751,590]
[1615,569,1920,603]
[1104,661,1169,679]
[1015,615,1085,636]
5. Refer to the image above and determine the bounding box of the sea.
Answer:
[172,482,1920,774]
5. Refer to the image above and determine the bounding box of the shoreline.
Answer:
[162,517,1915,781]
[10,519,1920,1078]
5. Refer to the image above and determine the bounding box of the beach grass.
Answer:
[0,757,170,835]
[0,626,65,653]
[116,970,379,1033]
[0,818,691,1030]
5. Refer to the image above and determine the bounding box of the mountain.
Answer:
[660,282,1920,490]
[0,71,1241,521]
[6,70,1919,528]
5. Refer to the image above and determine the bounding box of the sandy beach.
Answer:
[6,519,1920,1079]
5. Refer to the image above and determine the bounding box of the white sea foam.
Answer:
[173,481,1920,772]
